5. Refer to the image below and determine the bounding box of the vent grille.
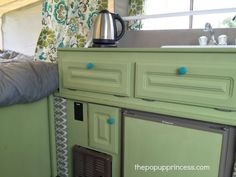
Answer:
[73,145,112,177]
[85,156,94,177]
[95,159,105,173]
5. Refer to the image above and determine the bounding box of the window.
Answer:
[142,0,236,30]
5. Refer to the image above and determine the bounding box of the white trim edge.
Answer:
[122,8,236,21]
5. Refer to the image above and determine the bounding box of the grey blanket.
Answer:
[0,50,58,106]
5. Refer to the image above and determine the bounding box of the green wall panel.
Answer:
[0,98,51,177]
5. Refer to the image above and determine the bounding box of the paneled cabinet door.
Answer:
[60,51,133,97]
[135,60,236,110]
[88,103,120,154]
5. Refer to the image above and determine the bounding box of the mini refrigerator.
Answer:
[122,110,236,177]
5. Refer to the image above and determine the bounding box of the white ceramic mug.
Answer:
[218,35,227,45]
[198,36,208,46]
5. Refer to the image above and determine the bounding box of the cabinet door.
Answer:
[88,104,120,154]
[135,55,236,110]
[60,51,133,96]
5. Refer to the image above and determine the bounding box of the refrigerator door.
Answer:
[122,110,235,177]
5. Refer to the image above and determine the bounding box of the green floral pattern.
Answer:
[37,27,56,48]
[128,0,145,30]
[54,1,68,25]
[35,0,108,62]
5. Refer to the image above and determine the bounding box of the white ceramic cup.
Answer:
[198,36,208,46]
[218,35,227,45]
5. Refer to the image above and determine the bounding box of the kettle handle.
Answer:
[113,13,125,41]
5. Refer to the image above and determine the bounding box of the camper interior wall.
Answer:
[115,0,128,16]
[2,3,42,55]
[0,18,2,50]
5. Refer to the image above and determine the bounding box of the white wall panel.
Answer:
[115,0,128,16]
[0,18,2,50]
[2,3,42,55]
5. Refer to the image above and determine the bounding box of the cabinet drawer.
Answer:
[60,52,133,96]
[135,62,236,109]
[88,104,120,154]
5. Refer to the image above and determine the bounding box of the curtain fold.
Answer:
[34,0,108,62]
[128,0,145,30]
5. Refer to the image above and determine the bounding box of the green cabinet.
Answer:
[66,100,121,177]
[57,48,236,177]
[58,48,236,111]
[66,101,120,155]
[88,103,120,154]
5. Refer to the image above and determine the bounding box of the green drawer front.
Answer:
[60,52,133,96]
[135,62,236,110]
[88,104,120,154]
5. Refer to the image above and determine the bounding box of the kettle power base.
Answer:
[91,43,118,48]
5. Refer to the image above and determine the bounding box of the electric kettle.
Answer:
[92,10,125,47]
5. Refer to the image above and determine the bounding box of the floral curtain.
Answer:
[128,0,145,30]
[34,0,108,63]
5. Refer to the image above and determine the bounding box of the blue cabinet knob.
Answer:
[87,63,94,69]
[107,117,116,125]
[178,67,188,75]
